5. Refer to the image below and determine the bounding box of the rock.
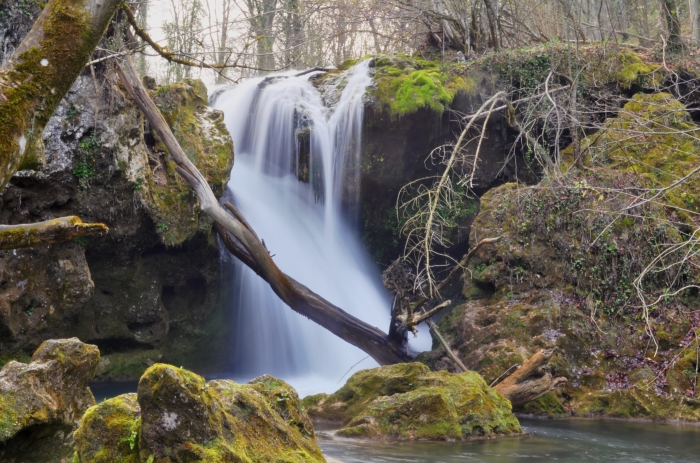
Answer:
[0,338,99,462]
[303,363,520,440]
[73,364,325,463]
[0,68,234,378]
[73,393,141,463]
[418,93,700,421]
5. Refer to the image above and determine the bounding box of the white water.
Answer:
[213,62,430,396]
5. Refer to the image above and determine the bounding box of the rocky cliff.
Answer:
[0,66,234,379]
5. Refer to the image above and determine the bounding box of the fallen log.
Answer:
[0,216,108,249]
[116,57,411,366]
[493,349,567,407]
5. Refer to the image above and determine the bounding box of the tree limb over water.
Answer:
[116,57,412,365]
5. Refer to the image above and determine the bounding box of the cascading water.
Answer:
[213,61,430,395]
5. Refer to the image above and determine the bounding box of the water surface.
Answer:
[318,418,700,462]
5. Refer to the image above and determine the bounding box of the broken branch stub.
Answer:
[0,216,108,249]
[493,349,567,407]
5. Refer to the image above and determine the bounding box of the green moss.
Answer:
[521,392,565,417]
[73,394,141,463]
[139,79,233,246]
[305,363,520,440]
[0,0,121,189]
[615,51,663,89]
[371,55,475,118]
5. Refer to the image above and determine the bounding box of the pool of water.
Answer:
[318,418,700,463]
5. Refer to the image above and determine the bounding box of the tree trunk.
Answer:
[482,0,501,50]
[116,58,412,366]
[690,0,700,43]
[0,217,108,249]
[0,0,124,190]
[662,0,683,50]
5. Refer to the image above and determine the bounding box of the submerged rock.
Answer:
[0,338,99,462]
[73,364,325,463]
[303,363,520,440]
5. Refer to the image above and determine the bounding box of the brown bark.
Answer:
[116,57,411,366]
[494,349,567,407]
[0,216,108,249]
[0,0,124,190]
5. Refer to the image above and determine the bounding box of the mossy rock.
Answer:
[0,339,99,462]
[74,364,324,463]
[139,79,234,246]
[521,392,565,417]
[304,363,520,440]
[73,394,141,463]
[370,55,475,118]
[136,364,323,463]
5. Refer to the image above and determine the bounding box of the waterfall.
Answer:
[212,61,429,396]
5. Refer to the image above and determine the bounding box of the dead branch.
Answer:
[0,217,108,250]
[116,57,410,366]
[426,318,468,372]
[407,299,451,328]
[493,349,567,406]
[411,235,504,310]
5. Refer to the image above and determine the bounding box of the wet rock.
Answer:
[73,365,325,463]
[0,338,99,462]
[303,363,520,440]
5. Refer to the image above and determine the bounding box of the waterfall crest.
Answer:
[213,62,427,395]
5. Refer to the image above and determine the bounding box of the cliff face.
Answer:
[0,69,234,379]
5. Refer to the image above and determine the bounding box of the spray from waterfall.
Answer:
[212,61,430,395]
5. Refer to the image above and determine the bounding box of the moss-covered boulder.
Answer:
[303,363,520,440]
[73,393,141,463]
[419,92,700,421]
[0,338,99,462]
[73,364,325,463]
[143,79,234,246]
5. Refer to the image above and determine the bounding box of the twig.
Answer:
[427,318,468,372]
[337,356,370,384]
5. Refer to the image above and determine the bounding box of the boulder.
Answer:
[0,338,99,462]
[73,364,326,463]
[418,93,700,421]
[303,363,520,440]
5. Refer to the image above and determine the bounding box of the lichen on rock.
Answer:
[303,363,520,440]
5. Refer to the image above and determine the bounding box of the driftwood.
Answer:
[0,216,108,249]
[493,349,567,407]
[116,57,411,366]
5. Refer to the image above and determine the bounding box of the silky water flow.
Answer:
[212,61,430,396]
